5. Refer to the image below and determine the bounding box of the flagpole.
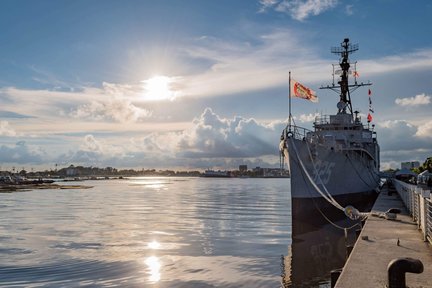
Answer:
[288,71,292,132]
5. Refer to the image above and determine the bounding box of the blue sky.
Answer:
[1,0,431,171]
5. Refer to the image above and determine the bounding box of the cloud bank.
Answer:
[259,0,338,21]
[378,120,432,169]
[395,93,431,107]
[0,108,286,169]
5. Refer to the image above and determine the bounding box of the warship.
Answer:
[280,38,381,232]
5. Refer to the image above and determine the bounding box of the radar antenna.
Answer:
[320,38,371,117]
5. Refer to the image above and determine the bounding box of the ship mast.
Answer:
[320,38,371,118]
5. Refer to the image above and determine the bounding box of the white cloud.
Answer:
[345,4,353,15]
[71,99,152,123]
[49,108,285,169]
[2,31,432,125]
[416,120,432,138]
[258,0,279,12]
[0,121,17,137]
[0,141,47,164]
[297,112,320,123]
[395,93,431,107]
[259,0,338,21]
[81,135,103,152]
[377,120,432,168]
[362,49,432,76]
[177,108,285,159]
[181,29,327,98]
[178,30,432,100]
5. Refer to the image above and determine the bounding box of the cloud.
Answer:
[362,49,432,76]
[377,120,432,168]
[416,120,432,138]
[181,29,327,98]
[70,99,152,123]
[177,107,285,158]
[0,111,34,118]
[0,121,17,137]
[345,4,353,15]
[81,135,103,152]
[395,93,431,107]
[258,0,279,12]
[259,0,338,21]
[0,141,46,164]
[49,108,285,169]
[2,31,432,124]
[178,29,432,100]
[58,134,127,166]
[297,112,320,123]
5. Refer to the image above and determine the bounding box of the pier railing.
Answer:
[392,179,432,245]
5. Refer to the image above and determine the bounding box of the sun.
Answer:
[142,75,177,101]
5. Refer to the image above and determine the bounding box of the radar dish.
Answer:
[337,101,346,110]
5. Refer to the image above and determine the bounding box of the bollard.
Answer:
[387,257,423,288]
[386,208,401,214]
[330,268,342,288]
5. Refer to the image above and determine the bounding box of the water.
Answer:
[0,177,292,287]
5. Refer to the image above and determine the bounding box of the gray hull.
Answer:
[287,138,380,199]
[285,137,380,231]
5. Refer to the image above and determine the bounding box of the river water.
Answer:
[0,177,295,287]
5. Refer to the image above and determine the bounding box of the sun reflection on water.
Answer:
[148,240,161,249]
[145,256,161,283]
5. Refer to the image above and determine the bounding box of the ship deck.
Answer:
[334,184,432,287]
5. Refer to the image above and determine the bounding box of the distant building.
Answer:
[253,167,264,176]
[239,165,248,172]
[401,161,420,170]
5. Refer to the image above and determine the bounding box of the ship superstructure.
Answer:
[280,38,380,231]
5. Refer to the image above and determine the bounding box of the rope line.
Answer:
[304,139,344,210]
[290,137,344,211]
[289,136,371,223]
[292,144,365,230]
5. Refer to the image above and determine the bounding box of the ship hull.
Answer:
[285,137,380,232]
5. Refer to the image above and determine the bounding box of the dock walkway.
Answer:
[335,186,432,287]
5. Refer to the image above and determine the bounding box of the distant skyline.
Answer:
[1,0,431,170]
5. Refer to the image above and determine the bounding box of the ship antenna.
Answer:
[320,38,371,119]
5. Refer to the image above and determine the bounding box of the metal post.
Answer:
[288,71,292,132]
[388,257,423,288]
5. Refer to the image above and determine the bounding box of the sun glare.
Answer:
[142,75,177,101]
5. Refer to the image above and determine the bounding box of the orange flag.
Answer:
[290,79,318,102]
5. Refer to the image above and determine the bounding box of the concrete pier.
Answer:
[335,185,432,287]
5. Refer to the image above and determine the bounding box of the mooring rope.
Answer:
[289,136,369,221]
[290,137,344,211]
[293,149,366,230]
[304,139,345,210]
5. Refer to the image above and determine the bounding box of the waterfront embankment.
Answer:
[334,181,432,287]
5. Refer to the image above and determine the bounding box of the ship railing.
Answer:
[314,115,331,125]
[393,179,432,245]
[314,115,374,131]
[284,125,312,141]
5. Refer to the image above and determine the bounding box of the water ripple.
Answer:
[0,177,291,287]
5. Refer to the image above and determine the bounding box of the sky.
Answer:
[0,0,431,171]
